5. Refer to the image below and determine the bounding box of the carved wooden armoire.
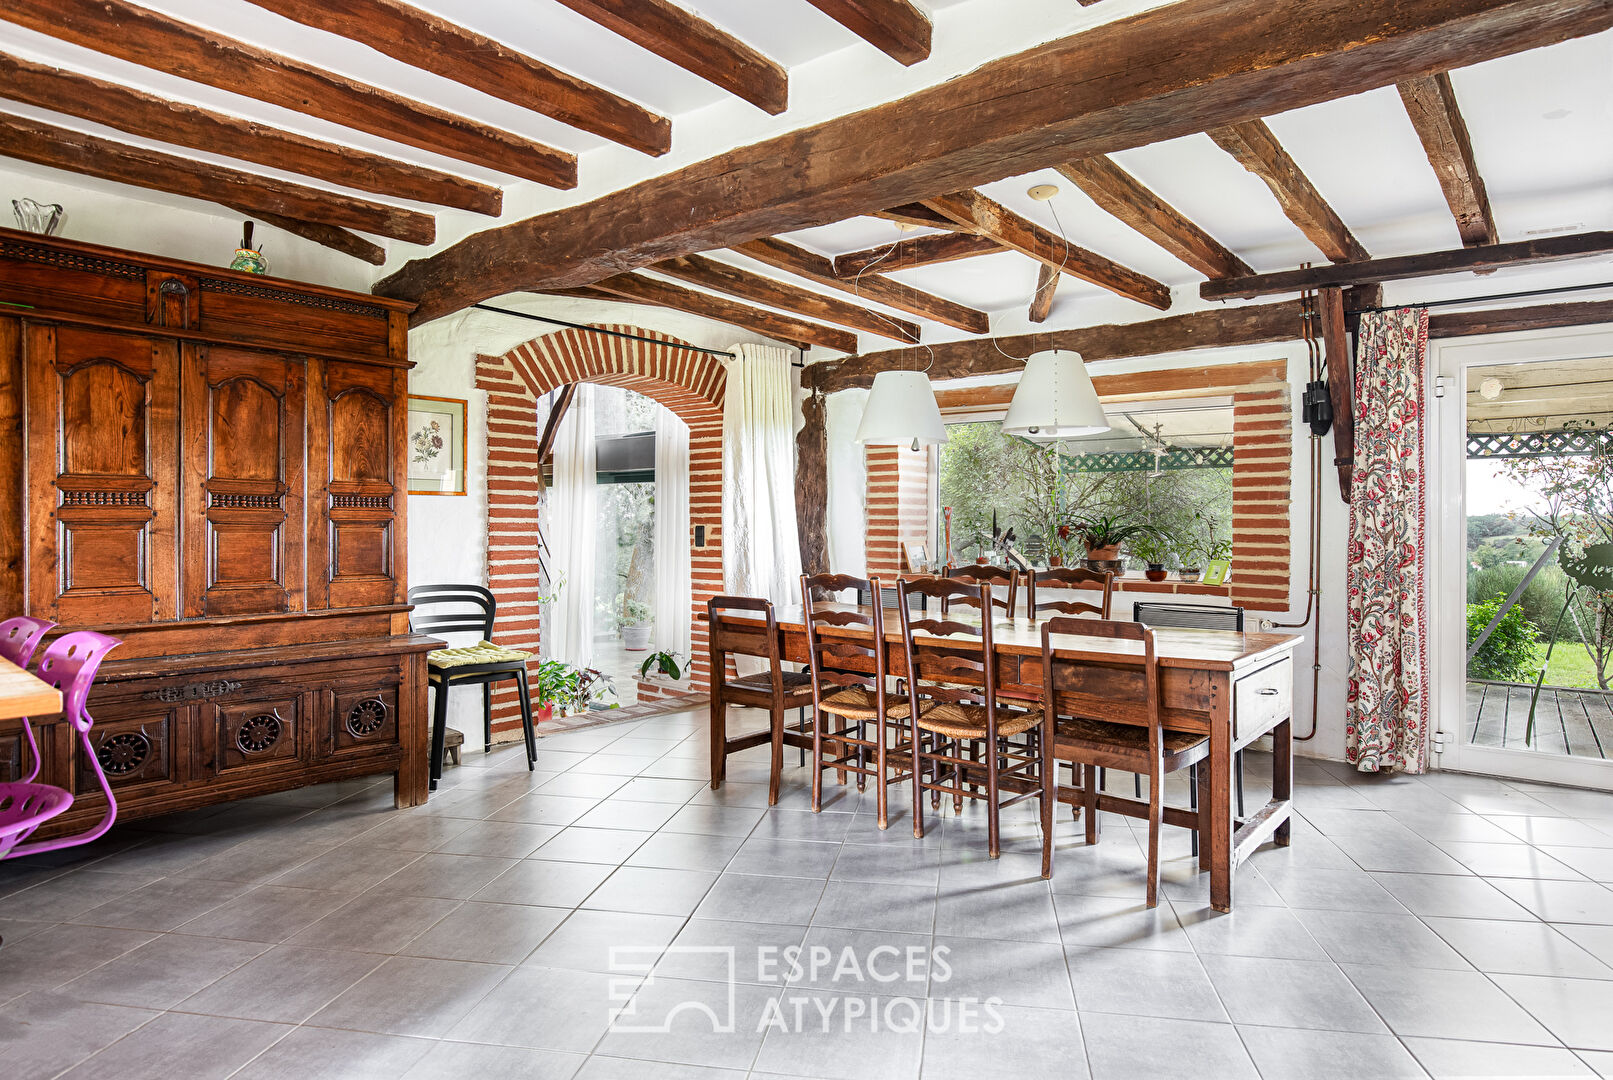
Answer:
[0,228,437,834]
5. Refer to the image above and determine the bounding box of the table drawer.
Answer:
[1234,658,1292,742]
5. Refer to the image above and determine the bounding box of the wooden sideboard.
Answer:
[0,228,436,834]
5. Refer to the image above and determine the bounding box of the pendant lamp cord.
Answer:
[994,199,1073,364]
[854,236,934,371]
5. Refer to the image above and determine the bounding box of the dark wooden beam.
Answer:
[1056,157,1252,279]
[226,206,385,264]
[796,390,830,577]
[1319,287,1354,501]
[735,237,989,335]
[588,274,858,353]
[804,300,1306,393]
[923,189,1172,310]
[1029,264,1060,324]
[654,254,919,342]
[377,0,1613,320]
[1397,72,1499,247]
[1208,120,1369,263]
[1428,297,1613,337]
[243,0,669,155]
[0,52,501,216]
[553,0,788,114]
[874,203,964,230]
[3,0,576,187]
[804,0,932,65]
[536,383,579,465]
[834,231,1005,277]
[0,112,434,244]
[1202,230,1613,300]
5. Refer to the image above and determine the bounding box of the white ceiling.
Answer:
[3,1,1610,351]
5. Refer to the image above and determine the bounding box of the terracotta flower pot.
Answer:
[1049,553,1063,568]
[537,703,554,724]
[1086,545,1120,562]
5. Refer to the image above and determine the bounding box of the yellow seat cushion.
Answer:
[428,641,533,669]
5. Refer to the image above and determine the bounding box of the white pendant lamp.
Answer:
[1002,349,1109,441]
[854,369,949,450]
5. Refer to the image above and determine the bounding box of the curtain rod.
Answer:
[1352,279,1613,315]
[472,302,809,368]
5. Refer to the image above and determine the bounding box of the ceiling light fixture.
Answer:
[1002,349,1110,441]
[855,370,949,451]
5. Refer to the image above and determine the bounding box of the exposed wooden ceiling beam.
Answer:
[1208,120,1369,263]
[0,52,501,216]
[923,189,1172,310]
[735,237,990,334]
[536,383,579,464]
[933,359,1291,411]
[1055,156,1252,279]
[874,203,964,230]
[1029,264,1060,324]
[653,254,919,342]
[834,232,1005,277]
[587,273,858,353]
[1397,72,1499,247]
[377,0,1613,321]
[1202,229,1613,300]
[225,205,385,263]
[803,0,933,65]
[242,0,670,155]
[3,0,576,188]
[553,0,788,114]
[0,111,433,244]
[804,300,1307,393]
[1428,297,1613,338]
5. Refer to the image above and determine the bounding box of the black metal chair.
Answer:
[408,584,537,791]
[1133,602,1247,853]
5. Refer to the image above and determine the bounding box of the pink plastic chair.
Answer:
[0,630,121,861]
[0,616,55,669]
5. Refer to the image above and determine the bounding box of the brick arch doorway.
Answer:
[475,325,725,739]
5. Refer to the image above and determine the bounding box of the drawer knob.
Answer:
[1256,688,1280,696]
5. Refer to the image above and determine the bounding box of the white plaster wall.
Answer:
[1,161,375,291]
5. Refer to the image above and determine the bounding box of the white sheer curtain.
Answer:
[547,384,596,666]
[652,404,691,658]
[722,344,803,607]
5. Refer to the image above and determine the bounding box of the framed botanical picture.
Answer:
[1202,558,1232,586]
[407,395,467,495]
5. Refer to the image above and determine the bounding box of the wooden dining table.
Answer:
[0,656,61,721]
[720,604,1300,913]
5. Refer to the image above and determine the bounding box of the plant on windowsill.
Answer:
[1076,514,1162,573]
[1130,532,1174,583]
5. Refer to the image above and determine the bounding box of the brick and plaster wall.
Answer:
[863,444,932,579]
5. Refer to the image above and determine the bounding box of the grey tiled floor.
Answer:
[6,706,1613,1079]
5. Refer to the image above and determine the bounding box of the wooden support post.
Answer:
[1319,286,1354,501]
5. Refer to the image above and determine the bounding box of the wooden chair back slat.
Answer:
[1029,568,1113,620]
[897,577,997,713]
[801,573,887,699]
[707,596,783,680]
[942,564,1018,616]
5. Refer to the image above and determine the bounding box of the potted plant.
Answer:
[1075,514,1161,573]
[571,667,618,711]
[535,659,581,723]
[638,649,685,681]
[1130,532,1173,582]
[619,597,652,652]
[1176,540,1204,582]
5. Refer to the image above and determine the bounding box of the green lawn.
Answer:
[1539,641,1609,690]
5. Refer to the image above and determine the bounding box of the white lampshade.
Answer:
[1002,349,1109,440]
[854,370,949,448]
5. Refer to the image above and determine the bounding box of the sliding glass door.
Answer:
[1431,327,1613,790]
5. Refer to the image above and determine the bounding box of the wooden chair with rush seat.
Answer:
[1040,617,1210,907]
[706,595,818,805]
[899,575,1053,875]
[942,564,1019,617]
[800,572,911,827]
[1027,566,1114,619]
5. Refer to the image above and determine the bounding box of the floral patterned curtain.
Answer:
[1346,307,1430,773]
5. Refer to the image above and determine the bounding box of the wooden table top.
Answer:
[748,605,1300,673]
[0,656,62,721]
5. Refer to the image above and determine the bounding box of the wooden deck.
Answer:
[1467,680,1613,757]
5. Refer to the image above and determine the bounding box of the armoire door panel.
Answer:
[25,323,179,623]
[312,361,403,609]
[182,346,305,618]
